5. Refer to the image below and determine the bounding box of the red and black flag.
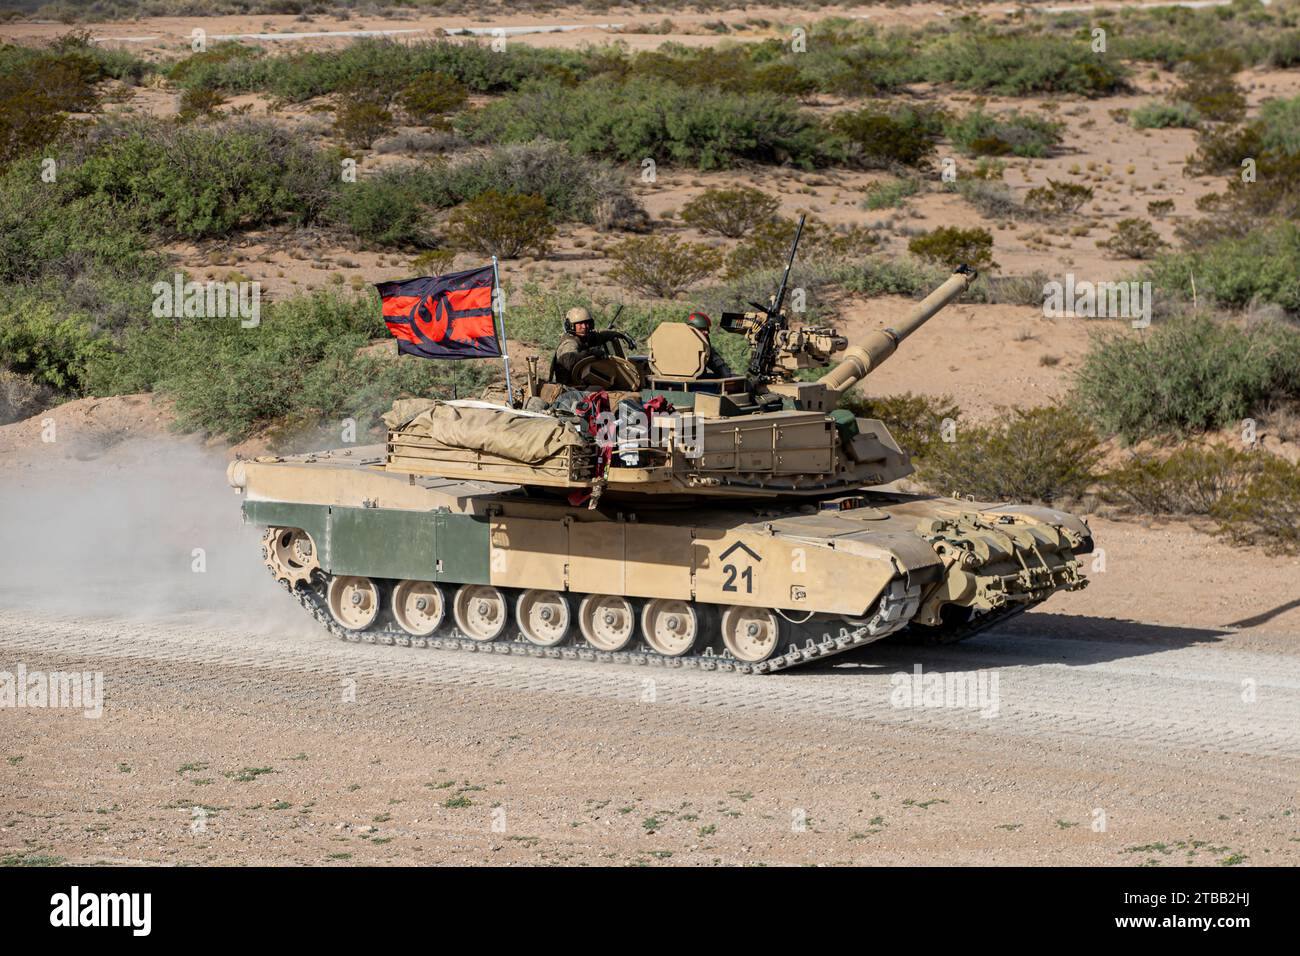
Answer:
[377,265,501,359]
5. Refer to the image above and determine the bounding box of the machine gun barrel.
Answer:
[819,266,976,393]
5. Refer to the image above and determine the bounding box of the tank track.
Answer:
[274,571,923,676]
[891,603,1033,646]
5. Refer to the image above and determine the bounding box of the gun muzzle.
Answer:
[819,266,976,393]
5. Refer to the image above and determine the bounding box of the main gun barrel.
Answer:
[819,266,976,393]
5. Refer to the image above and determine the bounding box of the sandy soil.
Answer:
[1,422,1297,867]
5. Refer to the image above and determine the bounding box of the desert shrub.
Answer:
[951,179,1024,219]
[908,227,996,272]
[1075,313,1300,441]
[350,142,644,233]
[1147,199,1175,218]
[1024,179,1094,216]
[460,77,827,170]
[837,391,960,462]
[65,118,335,239]
[446,191,554,260]
[410,249,456,276]
[1129,100,1201,130]
[725,218,876,279]
[333,96,394,150]
[836,256,948,298]
[916,405,1102,503]
[920,33,1128,97]
[1100,445,1258,516]
[1173,49,1246,123]
[0,368,56,425]
[398,71,469,127]
[1267,31,1300,69]
[607,235,722,298]
[861,177,921,211]
[167,41,260,86]
[1097,218,1166,259]
[680,187,780,238]
[0,294,108,393]
[329,169,437,249]
[1213,454,1300,554]
[828,105,942,169]
[945,109,1062,158]
[0,33,121,162]
[183,37,590,102]
[178,86,226,119]
[94,290,494,440]
[629,43,818,98]
[1146,223,1300,313]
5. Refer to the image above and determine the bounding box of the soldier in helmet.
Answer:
[686,311,735,378]
[551,307,634,387]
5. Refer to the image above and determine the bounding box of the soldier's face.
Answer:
[574,320,592,339]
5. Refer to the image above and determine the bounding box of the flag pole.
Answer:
[491,255,514,405]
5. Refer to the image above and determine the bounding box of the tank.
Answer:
[228,224,1093,674]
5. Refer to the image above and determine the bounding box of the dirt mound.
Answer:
[0,393,180,470]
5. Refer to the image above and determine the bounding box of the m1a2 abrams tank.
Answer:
[228,222,1093,674]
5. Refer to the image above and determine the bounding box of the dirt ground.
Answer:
[1,416,1298,867]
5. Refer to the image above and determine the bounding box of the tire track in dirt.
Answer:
[2,609,1297,758]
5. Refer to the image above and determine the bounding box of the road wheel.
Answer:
[516,589,571,647]
[720,605,785,663]
[326,575,380,632]
[640,599,701,657]
[391,580,446,637]
[578,594,636,652]
[453,584,510,642]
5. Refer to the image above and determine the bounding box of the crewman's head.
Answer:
[566,306,593,338]
[687,312,711,336]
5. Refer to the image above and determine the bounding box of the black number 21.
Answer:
[722,564,754,593]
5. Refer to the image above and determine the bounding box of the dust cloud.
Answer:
[0,437,312,634]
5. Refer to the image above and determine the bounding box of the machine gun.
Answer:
[720,214,806,386]
[719,215,850,388]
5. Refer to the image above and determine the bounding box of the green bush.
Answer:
[945,109,1063,158]
[828,106,942,169]
[93,290,494,441]
[329,169,437,249]
[0,293,108,393]
[1213,454,1300,554]
[1097,218,1166,259]
[0,33,118,162]
[65,118,335,239]
[445,191,554,260]
[398,71,468,127]
[333,96,394,150]
[181,37,592,101]
[837,391,960,462]
[917,405,1102,503]
[1100,445,1257,516]
[607,235,722,298]
[908,227,996,272]
[861,177,921,211]
[460,77,828,170]
[1024,179,1094,216]
[951,179,1024,220]
[920,33,1128,97]
[1173,49,1245,122]
[1129,100,1201,130]
[725,217,876,279]
[680,187,780,238]
[1075,313,1300,441]
[1146,223,1300,313]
